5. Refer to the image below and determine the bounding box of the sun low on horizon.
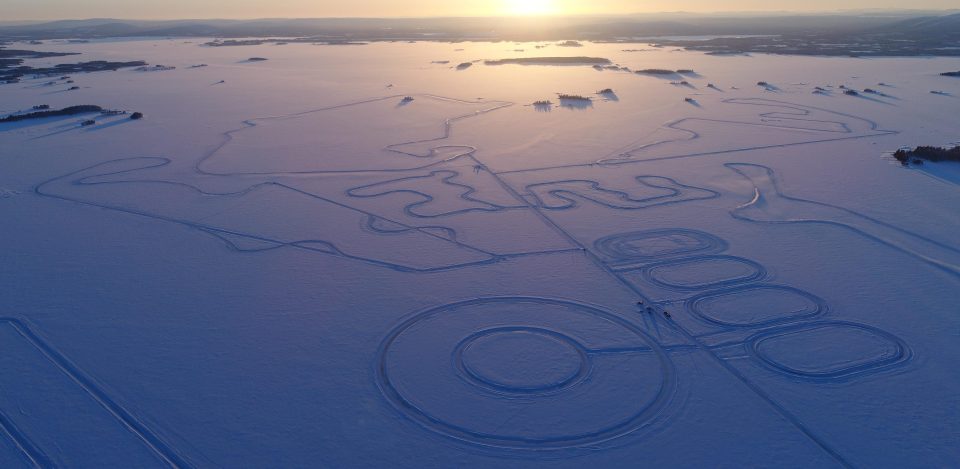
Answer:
[501,0,559,16]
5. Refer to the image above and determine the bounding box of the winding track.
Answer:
[500,97,898,175]
[27,92,925,466]
[728,162,960,277]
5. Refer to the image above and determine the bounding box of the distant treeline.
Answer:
[942,71,960,77]
[635,69,690,75]
[205,39,368,46]
[557,94,591,101]
[0,48,79,66]
[484,57,611,66]
[0,105,103,123]
[3,14,960,57]
[893,145,960,165]
[1,58,147,81]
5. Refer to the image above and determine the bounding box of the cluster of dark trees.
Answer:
[893,146,960,166]
[942,71,960,77]
[0,49,78,66]
[633,68,695,75]
[636,69,679,75]
[0,105,102,123]
[1,58,147,81]
[1,48,74,81]
[0,106,144,124]
[557,94,591,101]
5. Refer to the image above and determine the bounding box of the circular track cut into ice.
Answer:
[688,285,826,328]
[456,327,589,394]
[642,255,766,291]
[594,229,727,262]
[749,322,911,381]
[376,297,676,450]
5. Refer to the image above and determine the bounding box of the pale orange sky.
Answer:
[5,0,958,20]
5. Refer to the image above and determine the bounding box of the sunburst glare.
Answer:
[501,0,557,16]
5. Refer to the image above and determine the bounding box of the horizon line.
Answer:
[5,8,960,23]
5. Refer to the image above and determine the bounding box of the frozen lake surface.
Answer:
[0,39,958,467]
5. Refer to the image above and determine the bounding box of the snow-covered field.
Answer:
[1,39,958,467]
